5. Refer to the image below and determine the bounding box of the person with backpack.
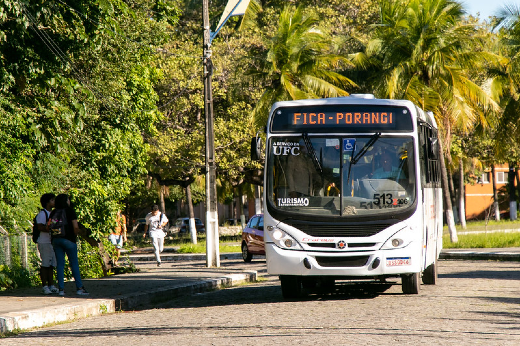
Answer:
[34,193,59,295]
[49,194,89,296]
[143,204,168,267]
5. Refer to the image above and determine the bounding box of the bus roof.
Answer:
[270,96,418,110]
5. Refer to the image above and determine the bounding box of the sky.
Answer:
[462,0,519,19]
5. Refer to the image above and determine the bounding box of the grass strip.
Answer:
[443,232,520,249]
[177,241,241,254]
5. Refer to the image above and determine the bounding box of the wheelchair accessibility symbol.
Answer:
[343,139,356,152]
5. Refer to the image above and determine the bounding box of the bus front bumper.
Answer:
[265,243,422,278]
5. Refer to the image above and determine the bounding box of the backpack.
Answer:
[32,209,48,243]
[49,209,68,238]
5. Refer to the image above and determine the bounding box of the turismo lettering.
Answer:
[277,197,309,207]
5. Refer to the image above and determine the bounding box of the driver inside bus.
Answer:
[372,152,400,180]
[287,144,320,198]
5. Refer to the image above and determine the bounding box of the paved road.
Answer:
[2,259,520,346]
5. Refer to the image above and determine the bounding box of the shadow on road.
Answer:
[141,277,398,310]
[439,269,520,280]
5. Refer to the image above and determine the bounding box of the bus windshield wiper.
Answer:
[351,132,381,165]
[344,132,381,193]
[303,133,322,174]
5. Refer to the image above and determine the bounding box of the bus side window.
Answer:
[419,123,441,187]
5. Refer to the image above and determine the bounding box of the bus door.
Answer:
[419,123,441,270]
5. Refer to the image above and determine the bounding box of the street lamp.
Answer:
[202,0,250,267]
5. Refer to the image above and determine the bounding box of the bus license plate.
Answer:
[386,257,411,266]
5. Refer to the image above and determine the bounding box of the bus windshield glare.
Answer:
[267,136,416,217]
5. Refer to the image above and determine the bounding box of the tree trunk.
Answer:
[186,184,197,244]
[438,139,458,242]
[492,165,500,221]
[159,185,166,213]
[447,166,459,224]
[458,158,466,229]
[229,190,234,222]
[509,163,517,220]
[255,185,262,214]
[516,168,520,207]
[238,184,246,229]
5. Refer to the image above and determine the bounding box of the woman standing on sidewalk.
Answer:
[49,194,89,296]
[143,204,168,267]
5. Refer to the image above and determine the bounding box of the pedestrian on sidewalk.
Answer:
[109,210,127,265]
[50,194,89,296]
[143,204,168,267]
[35,193,59,295]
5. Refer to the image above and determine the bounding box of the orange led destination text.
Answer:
[293,112,393,125]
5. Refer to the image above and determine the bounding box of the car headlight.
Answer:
[268,226,302,250]
[380,226,412,250]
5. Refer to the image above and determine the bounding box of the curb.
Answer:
[440,250,520,261]
[126,252,244,262]
[0,298,115,334]
[115,271,258,310]
[0,271,257,334]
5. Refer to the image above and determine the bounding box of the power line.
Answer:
[21,1,205,116]
[20,3,120,111]
[54,0,201,60]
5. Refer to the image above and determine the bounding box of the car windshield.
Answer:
[266,136,416,217]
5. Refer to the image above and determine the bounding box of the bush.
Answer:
[0,264,32,291]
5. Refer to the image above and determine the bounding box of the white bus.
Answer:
[252,95,443,298]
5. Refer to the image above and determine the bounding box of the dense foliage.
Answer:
[0,0,177,236]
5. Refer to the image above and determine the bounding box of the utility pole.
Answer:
[203,0,220,267]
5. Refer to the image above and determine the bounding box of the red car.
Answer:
[241,214,265,262]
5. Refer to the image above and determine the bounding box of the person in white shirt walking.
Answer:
[36,193,59,295]
[143,205,168,267]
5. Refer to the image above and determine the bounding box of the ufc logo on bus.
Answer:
[272,145,300,156]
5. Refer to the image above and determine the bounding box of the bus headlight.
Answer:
[380,227,411,250]
[270,227,302,250]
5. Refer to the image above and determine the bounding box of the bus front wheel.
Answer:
[280,275,302,299]
[401,272,420,294]
[422,262,437,285]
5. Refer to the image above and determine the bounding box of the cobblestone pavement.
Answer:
[2,260,519,346]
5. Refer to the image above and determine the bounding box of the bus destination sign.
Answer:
[293,111,394,126]
[270,105,414,133]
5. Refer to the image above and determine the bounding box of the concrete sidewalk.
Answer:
[0,253,259,334]
[0,247,519,334]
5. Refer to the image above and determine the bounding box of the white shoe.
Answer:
[42,286,52,295]
[49,285,59,294]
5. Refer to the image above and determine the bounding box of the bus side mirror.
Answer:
[251,136,262,161]
[428,137,439,160]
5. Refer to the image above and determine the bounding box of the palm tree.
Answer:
[364,0,500,242]
[493,5,520,220]
[246,5,359,128]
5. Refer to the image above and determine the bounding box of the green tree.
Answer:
[365,0,500,242]
[492,5,520,219]
[0,0,179,276]
[146,0,264,233]
[245,5,359,128]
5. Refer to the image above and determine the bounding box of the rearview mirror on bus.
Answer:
[428,137,439,160]
[251,136,263,161]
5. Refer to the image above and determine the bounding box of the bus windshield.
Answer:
[267,136,416,217]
